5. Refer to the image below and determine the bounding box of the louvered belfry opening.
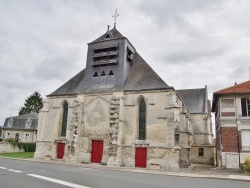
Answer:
[92,45,118,67]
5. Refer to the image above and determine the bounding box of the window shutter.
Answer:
[241,130,250,149]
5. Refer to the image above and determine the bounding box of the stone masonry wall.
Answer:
[0,142,24,153]
[191,146,214,165]
[35,89,192,171]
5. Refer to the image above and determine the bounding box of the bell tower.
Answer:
[82,24,136,94]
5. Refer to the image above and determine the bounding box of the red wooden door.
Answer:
[91,140,103,163]
[57,143,65,159]
[135,147,147,168]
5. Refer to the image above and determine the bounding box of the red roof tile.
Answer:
[214,80,250,94]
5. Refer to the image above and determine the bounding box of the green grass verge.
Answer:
[0,152,34,159]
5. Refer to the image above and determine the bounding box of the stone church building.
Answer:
[34,26,213,170]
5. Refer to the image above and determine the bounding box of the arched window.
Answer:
[61,102,68,137]
[139,99,146,140]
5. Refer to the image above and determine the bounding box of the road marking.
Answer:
[27,174,91,188]
[0,166,7,169]
[8,169,23,173]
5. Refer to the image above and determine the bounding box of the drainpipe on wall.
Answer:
[235,95,241,168]
[219,131,222,167]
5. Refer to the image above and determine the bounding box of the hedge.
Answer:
[12,142,36,152]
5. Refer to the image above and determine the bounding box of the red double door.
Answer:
[57,143,65,159]
[135,147,147,168]
[91,140,103,163]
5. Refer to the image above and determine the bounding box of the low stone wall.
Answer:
[191,146,214,165]
[0,142,24,153]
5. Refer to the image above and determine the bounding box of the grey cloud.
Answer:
[0,0,250,126]
[138,0,226,27]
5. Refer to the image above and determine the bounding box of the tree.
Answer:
[19,91,43,115]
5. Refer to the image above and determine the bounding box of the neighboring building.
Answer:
[177,87,214,165]
[0,125,2,139]
[212,80,250,168]
[34,25,213,170]
[2,112,38,142]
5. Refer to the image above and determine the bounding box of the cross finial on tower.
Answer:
[112,9,119,28]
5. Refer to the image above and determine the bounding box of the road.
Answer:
[0,158,250,188]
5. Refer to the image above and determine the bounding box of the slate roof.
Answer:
[90,27,125,43]
[48,52,170,96]
[124,52,170,91]
[212,80,250,112]
[177,88,206,113]
[48,27,170,96]
[49,69,85,96]
[3,112,38,131]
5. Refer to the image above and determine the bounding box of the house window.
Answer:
[24,133,30,142]
[6,132,11,139]
[241,130,250,150]
[221,99,234,108]
[15,133,20,142]
[25,117,32,128]
[8,118,14,127]
[241,98,250,117]
[198,148,204,156]
[61,102,68,137]
[139,99,146,140]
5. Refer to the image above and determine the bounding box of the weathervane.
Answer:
[112,9,119,28]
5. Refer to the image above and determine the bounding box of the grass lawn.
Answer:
[0,152,34,159]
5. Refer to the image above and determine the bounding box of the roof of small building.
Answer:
[3,112,38,131]
[177,88,206,113]
[214,80,250,95]
[212,80,250,112]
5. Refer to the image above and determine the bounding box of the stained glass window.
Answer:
[61,103,68,137]
[139,99,146,140]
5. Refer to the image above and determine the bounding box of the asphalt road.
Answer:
[0,158,250,188]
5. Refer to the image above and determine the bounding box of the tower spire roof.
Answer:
[90,26,124,43]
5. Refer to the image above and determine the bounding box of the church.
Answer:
[34,23,213,171]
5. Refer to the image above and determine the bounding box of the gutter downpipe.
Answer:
[235,95,241,168]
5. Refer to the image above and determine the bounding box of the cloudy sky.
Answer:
[0,0,249,125]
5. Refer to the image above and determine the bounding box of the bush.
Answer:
[0,138,3,142]
[243,158,250,172]
[12,142,36,152]
[5,138,15,143]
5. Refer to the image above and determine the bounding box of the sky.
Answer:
[0,0,250,125]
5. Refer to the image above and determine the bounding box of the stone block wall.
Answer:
[191,146,214,165]
[34,141,55,159]
[35,89,193,171]
[0,142,24,153]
